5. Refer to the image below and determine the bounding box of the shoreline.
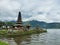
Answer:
[0,29,47,37]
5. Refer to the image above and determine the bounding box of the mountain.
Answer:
[23,20,47,28]
[1,20,60,29]
[23,20,60,29]
[47,23,60,29]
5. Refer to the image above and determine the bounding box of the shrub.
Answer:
[0,41,9,45]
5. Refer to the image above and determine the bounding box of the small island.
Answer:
[0,11,47,37]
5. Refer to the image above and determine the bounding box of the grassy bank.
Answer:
[0,29,47,37]
[0,41,8,45]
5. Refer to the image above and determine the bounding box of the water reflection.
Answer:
[1,29,60,45]
[14,35,31,45]
[0,34,40,45]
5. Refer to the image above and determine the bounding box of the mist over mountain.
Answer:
[23,20,60,29]
[23,20,47,28]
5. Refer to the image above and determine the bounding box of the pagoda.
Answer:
[16,11,23,27]
[13,11,23,30]
[12,11,31,31]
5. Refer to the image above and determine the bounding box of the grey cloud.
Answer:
[0,0,60,23]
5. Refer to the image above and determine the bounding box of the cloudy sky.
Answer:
[0,0,60,23]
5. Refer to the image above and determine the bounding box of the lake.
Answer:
[0,29,60,45]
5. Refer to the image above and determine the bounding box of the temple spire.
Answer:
[17,11,22,24]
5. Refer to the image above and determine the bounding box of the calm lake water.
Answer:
[0,29,60,45]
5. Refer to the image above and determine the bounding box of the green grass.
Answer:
[7,30,47,37]
[0,29,47,37]
[0,41,8,45]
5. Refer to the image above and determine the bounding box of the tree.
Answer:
[0,21,5,27]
